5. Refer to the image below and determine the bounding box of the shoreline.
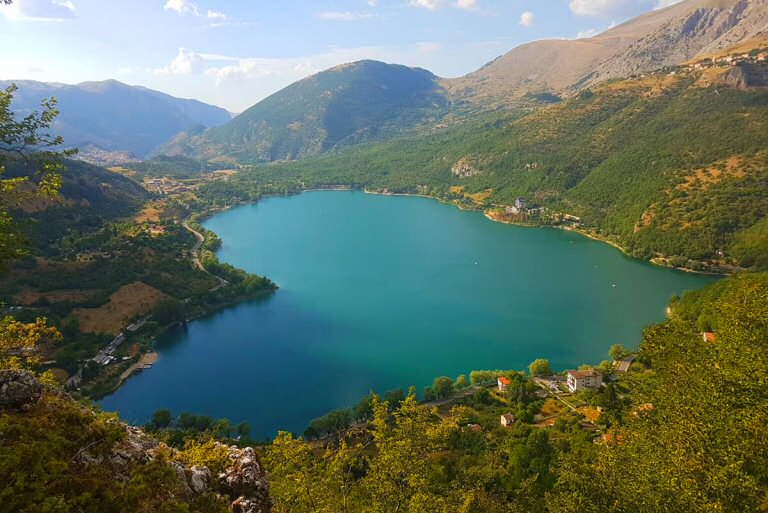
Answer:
[365,188,730,276]
[95,286,277,399]
[94,184,723,399]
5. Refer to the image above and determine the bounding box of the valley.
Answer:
[2,0,768,511]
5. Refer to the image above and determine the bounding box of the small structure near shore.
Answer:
[497,376,511,392]
[500,413,516,427]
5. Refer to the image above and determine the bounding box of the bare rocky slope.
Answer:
[446,0,768,106]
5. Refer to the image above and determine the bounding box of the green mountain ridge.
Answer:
[174,60,450,163]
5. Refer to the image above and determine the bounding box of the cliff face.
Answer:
[0,370,271,513]
[581,0,768,88]
[724,62,768,88]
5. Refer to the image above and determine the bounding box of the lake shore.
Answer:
[100,188,716,437]
[363,187,730,276]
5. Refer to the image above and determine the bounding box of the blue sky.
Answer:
[0,0,682,111]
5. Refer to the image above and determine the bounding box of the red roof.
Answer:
[703,332,717,343]
[498,376,511,385]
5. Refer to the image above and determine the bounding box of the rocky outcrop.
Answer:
[452,157,481,178]
[10,371,271,512]
[220,446,271,513]
[95,429,272,512]
[0,369,43,411]
[724,62,768,89]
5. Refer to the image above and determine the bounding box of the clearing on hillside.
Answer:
[73,281,170,334]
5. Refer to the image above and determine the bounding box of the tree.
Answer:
[455,374,469,389]
[0,315,61,369]
[178,412,198,430]
[423,386,436,402]
[352,393,374,420]
[0,84,74,271]
[609,343,627,361]
[236,421,251,438]
[383,388,405,409]
[528,358,552,377]
[214,418,232,438]
[432,376,454,399]
[151,408,173,429]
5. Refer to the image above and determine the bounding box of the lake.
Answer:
[101,190,716,437]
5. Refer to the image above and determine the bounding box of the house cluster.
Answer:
[143,177,192,195]
[681,51,768,73]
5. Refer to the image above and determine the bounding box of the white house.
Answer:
[500,413,515,427]
[497,376,511,391]
[567,370,603,392]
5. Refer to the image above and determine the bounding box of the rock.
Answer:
[0,370,43,411]
[187,465,211,495]
[231,496,268,513]
[219,446,271,512]
[724,63,768,90]
[451,157,481,178]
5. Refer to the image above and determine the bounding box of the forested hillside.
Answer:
[183,60,450,163]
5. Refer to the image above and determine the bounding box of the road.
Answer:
[182,221,229,291]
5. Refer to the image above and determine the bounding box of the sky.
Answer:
[0,0,683,112]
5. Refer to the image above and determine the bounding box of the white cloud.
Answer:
[164,0,226,20]
[409,0,482,11]
[318,11,375,21]
[456,0,478,10]
[519,10,534,27]
[410,0,443,10]
[154,47,210,75]
[164,0,198,15]
[576,28,598,38]
[207,9,226,20]
[367,0,379,5]
[0,0,76,21]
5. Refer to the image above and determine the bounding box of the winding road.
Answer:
[183,221,229,291]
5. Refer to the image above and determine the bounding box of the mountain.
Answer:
[166,0,767,165]
[176,60,449,163]
[449,0,768,107]
[1,79,231,158]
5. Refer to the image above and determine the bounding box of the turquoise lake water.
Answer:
[101,190,717,437]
